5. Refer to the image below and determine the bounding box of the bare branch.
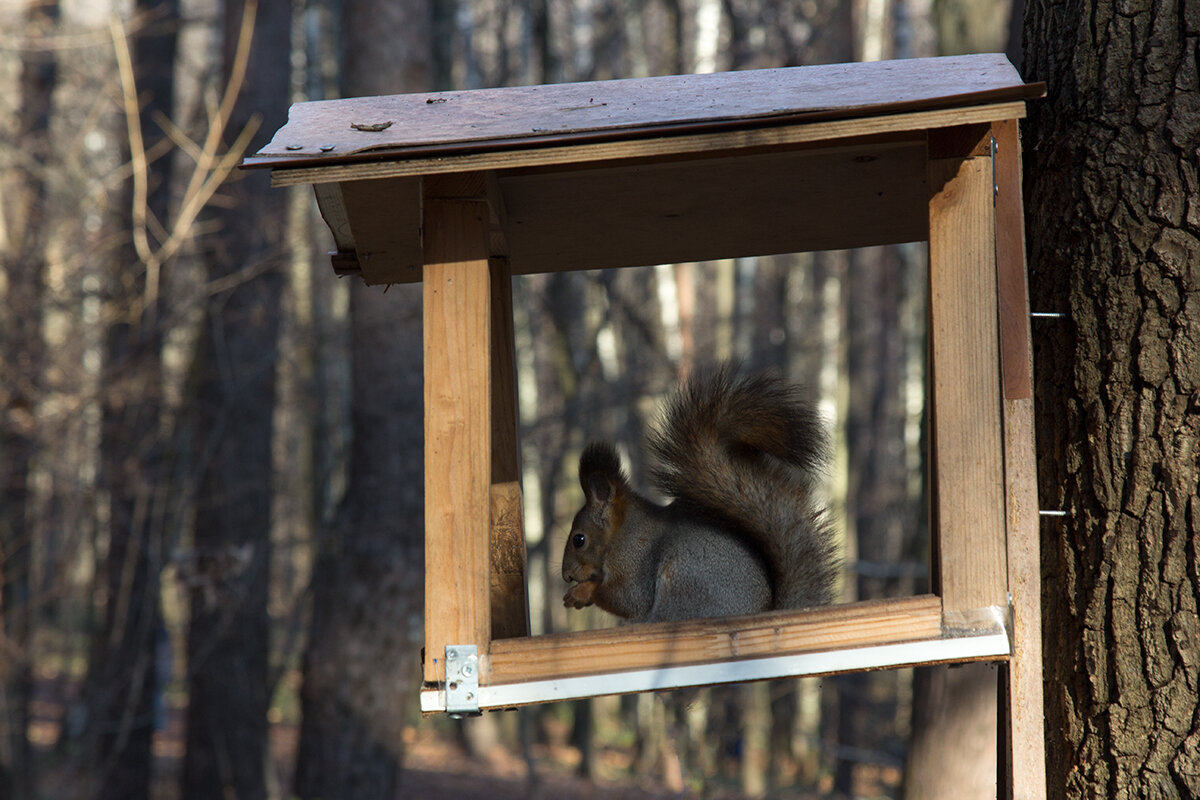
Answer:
[105,0,262,318]
[178,0,259,227]
[158,113,261,267]
[108,14,153,268]
[151,108,203,164]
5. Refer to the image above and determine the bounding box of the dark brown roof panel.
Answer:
[245,54,1041,166]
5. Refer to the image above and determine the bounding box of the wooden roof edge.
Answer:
[241,81,1044,173]
[261,100,1030,188]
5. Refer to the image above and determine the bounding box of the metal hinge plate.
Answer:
[444,645,481,718]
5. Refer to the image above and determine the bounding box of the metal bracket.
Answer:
[991,133,999,198]
[444,645,481,718]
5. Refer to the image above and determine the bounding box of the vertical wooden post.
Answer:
[489,256,530,640]
[423,186,493,684]
[993,118,1048,800]
[927,136,1009,613]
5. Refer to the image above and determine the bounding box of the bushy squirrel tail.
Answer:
[647,366,838,608]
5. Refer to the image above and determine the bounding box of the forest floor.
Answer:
[397,723,841,799]
[30,677,887,799]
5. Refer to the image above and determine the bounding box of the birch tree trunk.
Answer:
[1023,0,1200,795]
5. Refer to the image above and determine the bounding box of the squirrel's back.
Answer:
[647,367,838,609]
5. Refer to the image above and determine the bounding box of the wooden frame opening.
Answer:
[243,54,1046,798]
[409,120,1027,702]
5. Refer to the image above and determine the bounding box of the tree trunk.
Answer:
[0,3,58,797]
[905,664,998,799]
[182,2,290,798]
[931,0,1012,55]
[293,2,432,797]
[86,4,179,798]
[1023,0,1200,796]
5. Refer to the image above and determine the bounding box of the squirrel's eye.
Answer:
[571,532,586,549]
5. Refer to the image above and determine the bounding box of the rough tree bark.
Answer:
[293,2,432,797]
[182,2,290,798]
[1023,0,1200,797]
[0,2,58,797]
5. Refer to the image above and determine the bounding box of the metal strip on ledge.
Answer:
[420,612,1010,713]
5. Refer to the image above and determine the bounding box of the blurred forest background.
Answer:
[0,0,1021,798]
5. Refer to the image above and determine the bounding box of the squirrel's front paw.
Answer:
[564,581,598,608]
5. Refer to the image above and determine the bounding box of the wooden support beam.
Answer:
[499,137,929,274]
[422,182,493,684]
[993,118,1048,800]
[1001,397,1046,800]
[489,255,529,640]
[339,177,422,285]
[927,148,1008,613]
[994,119,1034,402]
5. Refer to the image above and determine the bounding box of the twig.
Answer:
[107,0,262,326]
[161,114,261,266]
[108,14,151,267]
[151,108,203,164]
[175,0,258,229]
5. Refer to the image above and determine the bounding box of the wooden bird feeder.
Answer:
[244,53,1047,796]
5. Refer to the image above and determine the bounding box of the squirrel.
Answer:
[561,366,838,624]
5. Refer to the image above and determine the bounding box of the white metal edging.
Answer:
[420,630,1011,713]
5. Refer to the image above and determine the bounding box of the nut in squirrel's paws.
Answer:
[564,580,599,609]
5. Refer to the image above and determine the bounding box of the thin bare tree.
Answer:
[181,1,290,797]
[0,2,59,797]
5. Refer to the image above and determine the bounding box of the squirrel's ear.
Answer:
[579,442,625,506]
[583,470,615,505]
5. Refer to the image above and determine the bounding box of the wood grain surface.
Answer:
[487,595,954,684]
[245,54,1040,165]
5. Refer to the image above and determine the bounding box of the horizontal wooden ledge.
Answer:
[488,594,971,685]
[267,102,1027,188]
[419,596,1011,713]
